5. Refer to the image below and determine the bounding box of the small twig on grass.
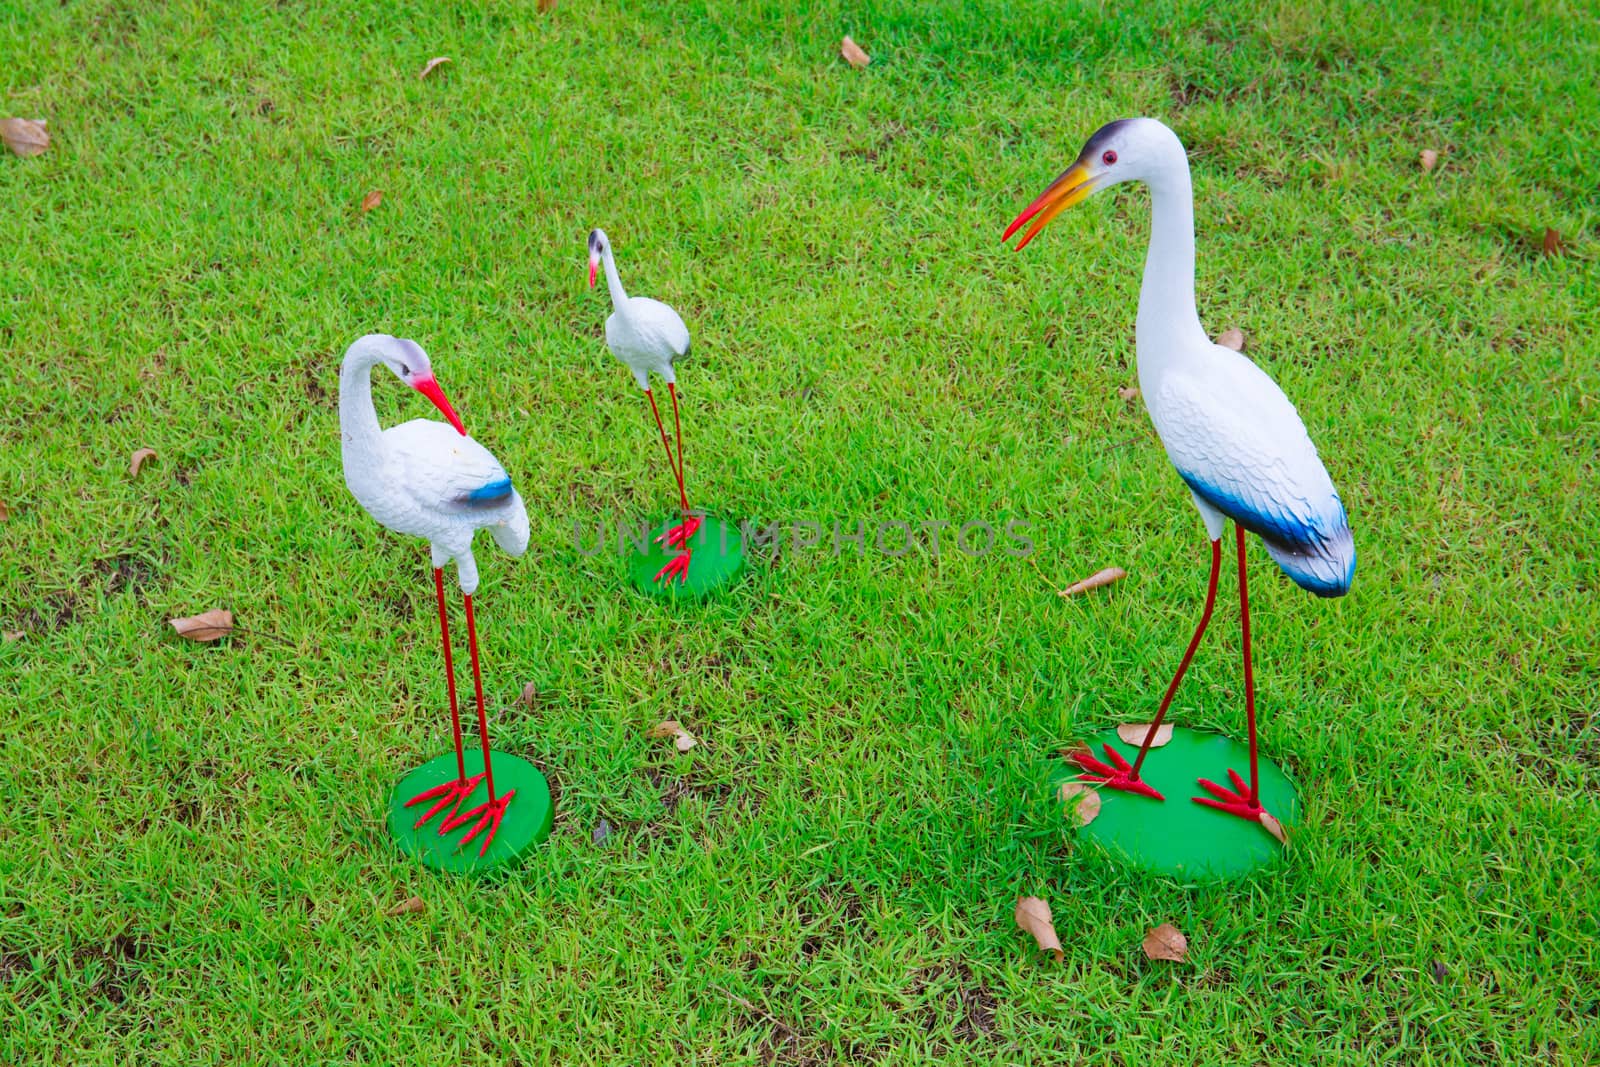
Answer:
[712,985,799,1037]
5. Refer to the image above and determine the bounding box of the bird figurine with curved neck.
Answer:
[588,228,700,584]
[340,333,529,856]
[1004,118,1354,833]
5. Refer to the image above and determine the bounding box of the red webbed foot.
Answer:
[1193,768,1285,841]
[450,790,518,858]
[656,514,704,550]
[404,771,487,830]
[1068,743,1165,801]
[654,551,692,584]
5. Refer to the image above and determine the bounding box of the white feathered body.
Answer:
[606,296,691,391]
[340,355,528,595]
[1143,342,1354,597]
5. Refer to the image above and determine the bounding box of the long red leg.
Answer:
[434,566,466,782]
[463,594,496,801]
[646,388,689,514]
[1236,524,1259,806]
[1127,537,1224,777]
[668,382,689,513]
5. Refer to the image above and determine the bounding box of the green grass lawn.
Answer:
[3,0,1597,1061]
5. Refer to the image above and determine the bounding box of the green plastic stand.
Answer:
[1050,726,1299,882]
[388,748,553,875]
[626,512,746,600]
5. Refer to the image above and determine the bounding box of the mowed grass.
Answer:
[2,0,1597,1062]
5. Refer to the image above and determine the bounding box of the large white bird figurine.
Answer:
[339,333,529,854]
[588,228,700,583]
[1004,117,1354,830]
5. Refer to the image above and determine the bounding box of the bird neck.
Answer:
[600,246,629,309]
[338,347,386,470]
[1135,162,1208,375]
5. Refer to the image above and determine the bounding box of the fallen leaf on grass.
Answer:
[3,630,22,643]
[1215,327,1246,352]
[0,499,9,521]
[129,447,158,477]
[385,895,424,916]
[418,56,452,80]
[1059,566,1126,597]
[1259,810,1287,844]
[840,36,871,69]
[537,0,556,10]
[1142,923,1188,962]
[1542,228,1562,257]
[1116,722,1173,748]
[517,681,538,708]
[650,719,697,752]
[1014,897,1062,962]
[592,818,612,845]
[1418,148,1438,173]
[1056,781,1102,826]
[1116,385,1140,401]
[1,118,50,158]
[1429,959,1448,982]
[169,608,234,642]
[360,189,383,213]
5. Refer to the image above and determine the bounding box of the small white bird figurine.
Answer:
[588,228,700,583]
[1004,118,1354,830]
[339,333,529,855]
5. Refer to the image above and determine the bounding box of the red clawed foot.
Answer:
[1193,768,1265,821]
[1068,743,1166,801]
[654,551,692,584]
[404,772,487,830]
[656,514,703,550]
[448,790,518,858]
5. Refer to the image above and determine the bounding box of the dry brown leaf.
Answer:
[129,447,158,477]
[1418,148,1438,173]
[169,608,234,642]
[1215,327,1246,352]
[1056,781,1102,826]
[1259,810,1287,844]
[1116,385,1140,401]
[419,56,452,80]
[537,0,556,10]
[1115,722,1174,749]
[1014,897,1063,962]
[1142,922,1188,962]
[840,36,871,69]
[1059,566,1127,597]
[360,189,383,213]
[385,895,425,916]
[0,499,9,521]
[517,681,538,708]
[3,630,22,643]
[650,719,697,751]
[1542,228,1562,257]
[1,118,50,158]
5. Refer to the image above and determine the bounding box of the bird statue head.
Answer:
[587,228,611,289]
[1003,117,1186,252]
[345,333,466,436]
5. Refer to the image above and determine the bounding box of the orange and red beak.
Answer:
[588,254,599,289]
[412,375,466,436]
[1002,159,1099,251]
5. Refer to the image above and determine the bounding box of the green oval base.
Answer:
[626,512,747,601]
[1049,727,1299,883]
[387,749,553,875]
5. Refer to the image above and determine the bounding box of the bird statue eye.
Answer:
[1102,150,1118,166]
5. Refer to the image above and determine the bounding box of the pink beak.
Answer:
[588,256,598,289]
[412,375,466,436]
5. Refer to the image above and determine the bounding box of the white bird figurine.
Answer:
[588,228,701,583]
[1004,117,1354,829]
[339,333,529,855]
